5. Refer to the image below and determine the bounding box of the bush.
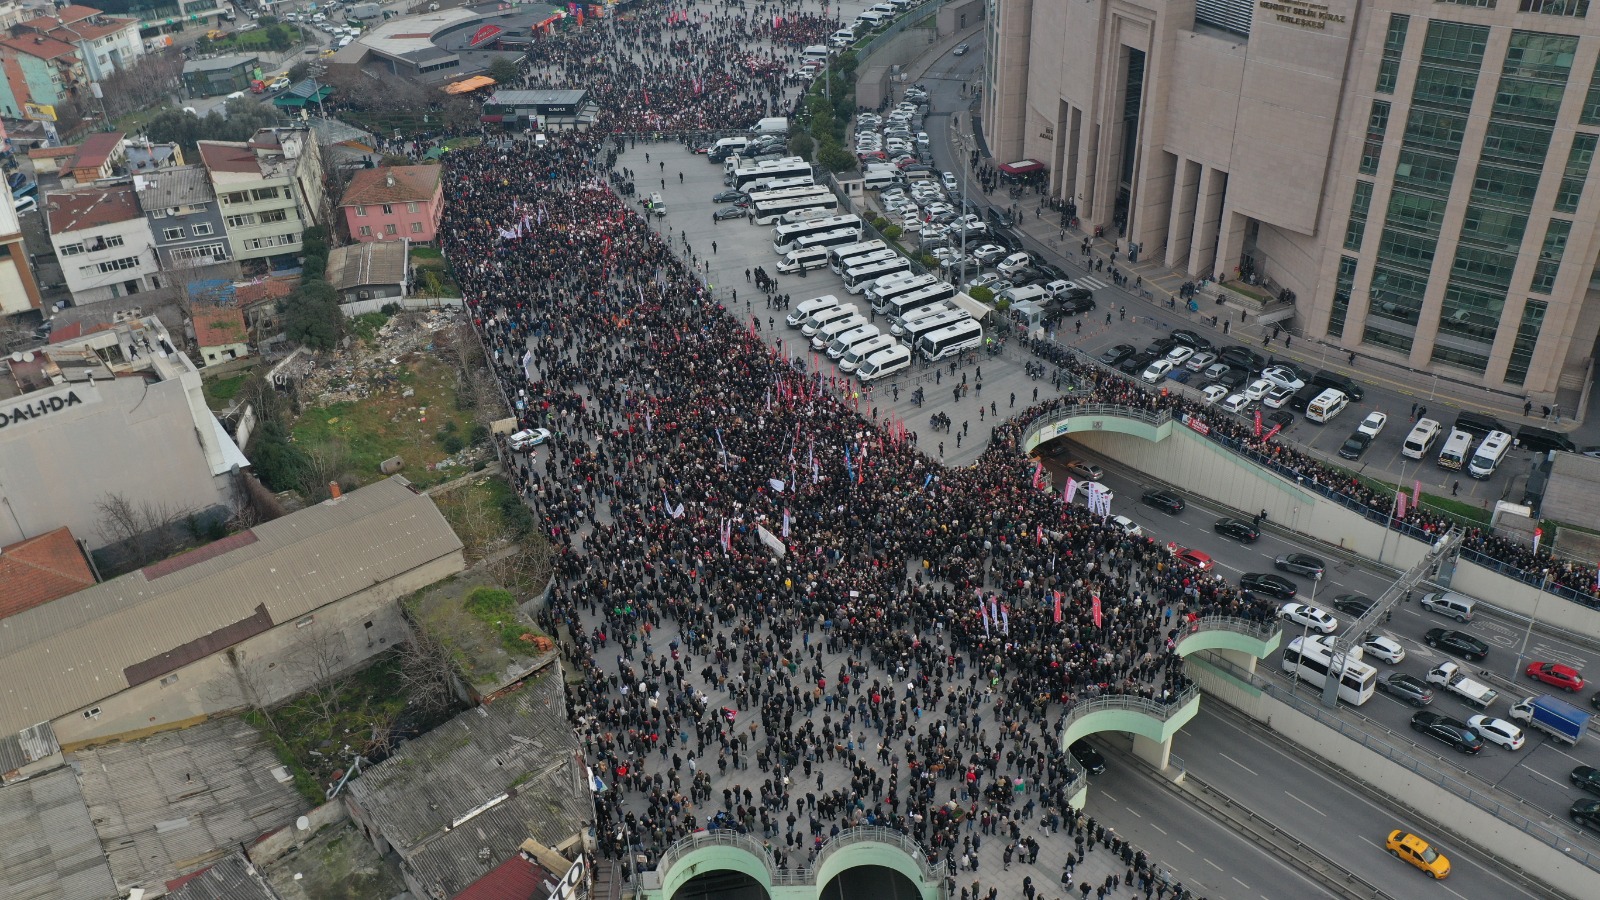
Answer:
[918,254,940,269]
[994,298,1012,311]
[789,131,815,162]
[469,423,490,445]
[440,433,465,454]
[251,420,308,491]
[882,225,903,241]
[280,279,343,350]
[970,286,995,304]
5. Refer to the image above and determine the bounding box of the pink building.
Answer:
[339,165,443,244]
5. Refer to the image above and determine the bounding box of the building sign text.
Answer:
[0,388,95,430]
[1258,0,1346,29]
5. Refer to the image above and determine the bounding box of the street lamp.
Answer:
[1512,569,1550,679]
[1310,570,1322,606]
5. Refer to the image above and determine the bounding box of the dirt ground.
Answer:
[264,822,408,900]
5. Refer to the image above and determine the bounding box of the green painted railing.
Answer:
[646,825,942,891]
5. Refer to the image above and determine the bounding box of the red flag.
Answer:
[1254,408,1262,437]
[1091,595,1103,627]
[1052,590,1062,624]
[1413,480,1422,507]
[1264,423,1282,441]
[1533,527,1543,554]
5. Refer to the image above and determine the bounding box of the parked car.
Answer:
[1274,553,1325,578]
[1099,344,1135,367]
[1141,359,1174,384]
[713,206,748,220]
[1110,515,1142,537]
[1170,546,1214,571]
[1357,411,1388,438]
[952,41,970,55]
[1378,673,1433,706]
[1425,628,1489,661]
[1069,740,1106,774]
[1526,661,1585,692]
[1572,799,1600,833]
[1140,489,1184,514]
[1262,386,1295,409]
[1572,765,1600,796]
[1169,330,1213,352]
[1278,601,1334,632]
[1240,572,1298,600]
[1184,351,1217,372]
[1410,711,1484,754]
[1259,365,1305,392]
[1200,384,1228,407]
[1214,517,1260,542]
[713,189,748,203]
[1338,431,1373,460]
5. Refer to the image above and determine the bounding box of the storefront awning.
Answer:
[998,159,1046,176]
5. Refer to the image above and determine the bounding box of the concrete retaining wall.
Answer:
[250,801,350,866]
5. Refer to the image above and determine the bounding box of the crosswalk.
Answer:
[1075,275,1109,291]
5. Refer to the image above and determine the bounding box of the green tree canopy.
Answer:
[487,57,520,86]
[280,279,343,351]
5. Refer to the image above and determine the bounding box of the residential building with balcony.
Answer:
[65,129,124,184]
[339,165,443,244]
[0,32,84,118]
[14,5,143,83]
[133,164,235,277]
[133,0,224,39]
[44,183,161,305]
[199,127,325,270]
[0,178,44,314]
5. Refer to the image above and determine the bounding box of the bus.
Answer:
[917,319,985,361]
[843,256,913,293]
[833,249,899,272]
[751,175,815,194]
[828,240,891,273]
[791,228,867,255]
[879,280,957,319]
[772,215,862,253]
[1280,635,1377,706]
[750,186,838,224]
[898,307,971,344]
[730,158,812,191]
[867,272,938,308]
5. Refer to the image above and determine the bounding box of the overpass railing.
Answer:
[1188,614,1281,644]
[811,826,941,883]
[642,826,945,893]
[1059,686,1200,732]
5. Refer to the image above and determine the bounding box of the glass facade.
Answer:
[1328,256,1358,338]
[1432,29,1575,372]
[1530,217,1571,293]
[1344,181,1374,250]
[1555,132,1596,210]
[1505,300,1547,385]
[1520,0,1589,15]
[1365,20,1487,350]
[1377,15,1412,94]
[1361,101,1392,175]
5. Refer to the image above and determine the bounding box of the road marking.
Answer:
[1148,823,1167,835]
[1100,790,1118,802]
[1205,858,1223,871]
[1542,744,1587,765]
[1532,644,1588,668]
[1439,883,1472,900]
[1527,767,1567,788]
[1218,752,1259,776]
[1233,877,1251,889]
[1176,840,1195,854]
[1126,808,1142,818]
[1282,790,1327,816]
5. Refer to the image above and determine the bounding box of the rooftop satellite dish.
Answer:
[21,352,34,363]
[296,815,311,830]
[9,352,22,363]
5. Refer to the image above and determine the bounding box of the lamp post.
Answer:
[1512,569,1550,679]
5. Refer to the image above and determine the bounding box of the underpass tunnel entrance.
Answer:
[819,864,920,900]
[670,869,772,900]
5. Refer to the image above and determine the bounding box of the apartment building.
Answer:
[198,127,325,269]
[0,31,84,118]
[14,4,144,83]
[339,164,443,244]
[0,177,43,313]
[44,183,161,304]
[133,164,234,274]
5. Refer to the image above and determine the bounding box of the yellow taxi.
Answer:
[1385,830,1450,879]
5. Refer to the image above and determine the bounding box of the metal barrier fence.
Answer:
[641,826,944,897]
[1198,650,1600,871]
[854,1,945,60]
[1189,614,1280,643]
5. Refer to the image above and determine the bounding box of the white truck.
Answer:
[1425,661,1498,709]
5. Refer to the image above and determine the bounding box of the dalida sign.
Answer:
[0,387,95,429]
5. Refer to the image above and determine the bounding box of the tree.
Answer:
[394,628,459,717]
[487,56,520,86]
[265,23,294,51]
[251,420,309,492]
[969,286,996,304]
[94,492,192,570]
[100,51,185,122]
[287,61,311,83]
[146,103,289,154]
[815,136,856,174]
[280,278,343,350]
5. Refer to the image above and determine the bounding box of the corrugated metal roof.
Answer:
[166,852,280,899]
[347,666,588,869]
[0,476,463,735]
[0,767,119,900]
[134,165,216,212]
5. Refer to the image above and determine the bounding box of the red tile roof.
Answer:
[47,320,116,343]
[0,34,80,61]
[191,304,248,348]
[341,165,441,207]
[234,275,299,307]
[28,145,79,161]
[453,854,555,900]
[72,130,125,169]
[44,183,142,235]
[0,527,95,619]
[197,141,260,175]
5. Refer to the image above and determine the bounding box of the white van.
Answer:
[998,284,1048,306]
[840,335,898,372]
[828,28,856,47]
[857,10,893,29]
[802,302,861,337]
[1437,428,1473,470]
[813,313,869,350]
[829,325,884,360]
[1305,388,1348,424]
[863,168,906,190]
[1467,430,1513,479]
[801,46,830,63]
[1420,591,1476,623]
[1401,418,1442,460]
[787,295,840,327]
[712,136,751,155]
[776,247,832,274]
[754,116,790,135]
[857,344,912,381]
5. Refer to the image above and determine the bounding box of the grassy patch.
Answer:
[348,310,391,345]
[405,573,556,689]
[410,246,444,263]
[203,371,251,407]
[1351,473,1491,525]
[289,352,481,488]
[441,136,482,151]
[464,586,550,654]
[434,476,532,559]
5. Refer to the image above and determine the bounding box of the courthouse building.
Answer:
[985,0,1600,399]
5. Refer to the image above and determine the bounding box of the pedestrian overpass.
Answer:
[638,827,944,900]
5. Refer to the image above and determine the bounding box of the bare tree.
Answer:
[101,51,185,123]
[394,628,459,717]
[224,647,282,733]
[297,438,353,500]
[285,626,356,728]
[94,492,192,570]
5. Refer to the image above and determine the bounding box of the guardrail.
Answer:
[651,829,778,884]
[641,826,944,897]
[1198,650,1600,872]
[1058,685,1200,728]
[1190,614,1280,643]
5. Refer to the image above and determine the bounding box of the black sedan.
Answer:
[1338,431,1372,460]
[1099,344,1135,367]
[1050,294,1096,316]
[1275,553,1325,578]
[1214,517,1260,542]
[1119,352,1156,376]
[1034,262,1069,282]
[1219,345,1267,372]
[1333,594,1376,617]
[1239,572,1298,599]
[1425,628,1490,661]
[1267,409,1295,430]
[1143,338,1177,357]
[1411,711,1484,754]
[1170,330,1214,353]
[1069,741,1106,775]
[1378,673,1433,706]
[712,206,749,220]
[1572,765,1600,796]
[1573,800,1600,833]
[1141,489,1185,514]
[713,190,748,203]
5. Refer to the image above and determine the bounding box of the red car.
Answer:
[1526,662,1585,692]
[1169,544,1214,571]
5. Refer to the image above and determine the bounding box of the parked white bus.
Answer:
[917,319,985,361]
[864,272,935,305]
[828,239,891,273]
[772,214,862,253]
[898,308,971,344]
[730,157,811,190]
[880,281,957,321]
[843,256,913,293]
[1280,635,1376,706]
[751,186,838,224]
[790,228,869,256]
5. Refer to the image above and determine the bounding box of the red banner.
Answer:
[1053,590,1062,624]
[1254,408,1262,437]
[1183,414,1210,436]
[1091,595,1102,627]
[1264,423,1282,441]
[469,24,504,46]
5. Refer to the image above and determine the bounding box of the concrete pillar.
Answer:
[1132,733,1171,771]
[1076,120,1100,223]
[1165,158,1200,270]
[1215,207,1248,286]
[1215,648,1258,677]
[1132,150,1175,261]
[1188,167,1226,278]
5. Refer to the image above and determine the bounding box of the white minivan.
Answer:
[776,247,832,274]
[787,295,840,327]
[1305,388,1348,424]
[813,313,869,350]
[1467,430,1513,479]
[826,324,880,359]
[1401,418,1442,459]
[857,344,912,381]
[840,335,898,372]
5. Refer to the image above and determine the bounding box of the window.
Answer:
[58,242,84,256]
[385,223,398,235]
[1556,133,1596,211]
[192,222,214,236]
[226,213,256,228]
[104,235,125,249]
[148,208,167,219]
[244,237,265,251]
[222,191,248,205]
[163,226,185,241]
[1437,0,1495,5]
[1360,101,1391,175]
[358,225,373,236]
[1329,256,1357,338]
[1505,299,1547,384]
[260,209,288,224]
[1376,15,1411,95]
[160,674,179,687]
[251,187,280,202]
[355,204,367,217]
[172,242,228,263]
[381,203,394,215]
[1344,181,1374,251]
[406,202,420,213]
[96,255,142,273]
[1530,218,1571,293]
[1520,0,1588,14]
[411,221,423,233]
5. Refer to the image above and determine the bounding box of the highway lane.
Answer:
[1175,704,1549,900]
[1082,735,1338,900]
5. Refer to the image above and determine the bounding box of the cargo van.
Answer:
[1420,591,1475,623]
[787,295,840,327]
[776,247,832,274]
[754,116,790,135]
[1453,410,1506,440]
[800,46,829,63]
[801,302,860,337]
[1402,418,1442,459]
[827,324,881,360]
[857,344,912,381]
[1305,389,1348,424]
[813,313,869,350]
[839,334,896,370]
[1514,425,1576,454]
[1467,430,1513,479]
[1437,428,1473,470]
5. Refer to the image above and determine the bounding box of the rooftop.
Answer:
[183,53,259,73]
[190,303,248,348]
[359,7,476,60]
[0,767,119,900]
[126,140,181,175]
[0,475,462,736]
[327,239,409,290]
[165,853,280,900]
[346,666,591,896]
[454,852,558,900]
[197,139,260,175]
[43,182,142,234]
[71,130,124,170]
[342,164,441,207]
[0,526,96,620]
[0,33,80,61]
[486,89,587,107]
[134,164,216,212]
